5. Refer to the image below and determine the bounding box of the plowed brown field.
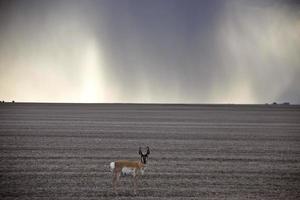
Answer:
[0,103,299,199]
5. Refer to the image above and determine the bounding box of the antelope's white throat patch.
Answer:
[140,168,145,175]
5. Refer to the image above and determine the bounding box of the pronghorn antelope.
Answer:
[110,147,150,195]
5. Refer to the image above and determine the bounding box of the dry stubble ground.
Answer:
[0,103,299,199]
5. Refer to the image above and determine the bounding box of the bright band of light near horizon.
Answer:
[0,0,299,104]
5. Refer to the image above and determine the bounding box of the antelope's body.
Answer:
[110,147,150,195]
[110,160,145,175]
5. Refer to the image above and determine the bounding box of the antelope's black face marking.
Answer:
[140,154,148,164]
[139,147,150,164]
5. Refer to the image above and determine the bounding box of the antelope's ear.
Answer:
[139,147,142,155]
[146,146,150,155]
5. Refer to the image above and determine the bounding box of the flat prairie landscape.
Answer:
[0,103,299,200]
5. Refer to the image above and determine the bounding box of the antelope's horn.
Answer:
[139,147,142,155]
[146,146,150,155]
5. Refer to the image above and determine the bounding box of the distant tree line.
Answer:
[265,102,291,105]
[0,100,15,103]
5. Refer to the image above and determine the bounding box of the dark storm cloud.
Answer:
[0,0,299,103]
[96,0,224,102]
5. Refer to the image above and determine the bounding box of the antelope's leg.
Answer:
[116,171,120,183]
[133,170,137,195]
[112,170,118,194]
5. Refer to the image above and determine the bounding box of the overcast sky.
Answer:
[0,0,299,104]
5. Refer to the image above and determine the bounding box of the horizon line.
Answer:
[0,101,296,106]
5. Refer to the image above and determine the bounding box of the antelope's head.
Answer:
[139,146,150,164]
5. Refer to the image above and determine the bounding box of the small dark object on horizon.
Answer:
[271,102,291,105]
